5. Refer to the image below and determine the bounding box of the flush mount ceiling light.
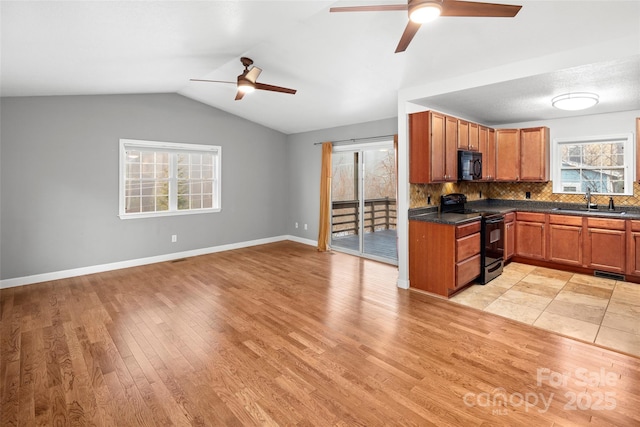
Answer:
[551,92,599,111]
[409,0,442,23]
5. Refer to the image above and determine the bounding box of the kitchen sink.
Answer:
[550,207,627,216]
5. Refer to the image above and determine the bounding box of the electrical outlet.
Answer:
[525,191,531,199]
[304,224,308,230]
[171,234,177,243]
[295,222,299,228]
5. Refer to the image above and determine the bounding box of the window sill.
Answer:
[119,208,221,220]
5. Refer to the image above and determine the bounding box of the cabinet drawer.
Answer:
[549,214,583,226]
[456,254,481,288]
[504,212,515,223]
[456,220,481,238]
[587,217,626,231]
[516,212,546,222]
[631,220,640,232]
[456,232,481,262]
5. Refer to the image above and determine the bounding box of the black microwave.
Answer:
[458,150,482,181]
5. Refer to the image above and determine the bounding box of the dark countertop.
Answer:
[409,199,640,225]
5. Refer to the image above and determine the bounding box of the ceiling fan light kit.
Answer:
[409,1,442,23]
[330,0,522,53]
[190,57,296,100]
[552,92,599,111]
[237,79,255,94]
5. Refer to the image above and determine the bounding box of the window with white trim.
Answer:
[552,134,634,196]
[119,139,221,219]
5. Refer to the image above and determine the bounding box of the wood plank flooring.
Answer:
[1,241,639,426]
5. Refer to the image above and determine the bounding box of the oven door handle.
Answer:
[484,217,504,224]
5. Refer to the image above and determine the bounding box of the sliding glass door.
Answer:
[330,141,397,264]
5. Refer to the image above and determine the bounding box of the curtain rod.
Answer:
[314,134,396,146]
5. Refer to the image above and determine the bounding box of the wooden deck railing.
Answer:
[332,197,396,236]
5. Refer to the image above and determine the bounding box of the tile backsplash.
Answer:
[410,182,640,208]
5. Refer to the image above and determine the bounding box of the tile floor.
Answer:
[450,262,640,358]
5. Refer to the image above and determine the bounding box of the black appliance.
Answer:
[440,193,504,284]
[458,150,482,181]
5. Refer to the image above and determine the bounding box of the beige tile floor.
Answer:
[450,262,640,358]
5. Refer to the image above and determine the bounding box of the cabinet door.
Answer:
[548,224,582,266]
[455,254,481,292]
[444,115,458,182]
[457,119,469,150]
[586,228,626,273]
[516,220,545,259]
[409,111,432,183]
[468,122,479,151]
[636,118,640,182]
[478,126,493,181]
[520,127,550,181]
[505,220,515,260]
[430,112,446,182]
[627,229,640,276]
[495,129,520,181]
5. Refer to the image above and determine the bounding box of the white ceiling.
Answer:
[2,1,639,134]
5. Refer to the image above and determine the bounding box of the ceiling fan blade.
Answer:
[330,4,408,13]
[190,79,236,84]
[442,1,522,17]
[235,91,245,101]
[395,21,421,53]
[245,66,262,83]
[254,82,297,95]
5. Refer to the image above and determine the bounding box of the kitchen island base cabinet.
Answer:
[409,220,481,297]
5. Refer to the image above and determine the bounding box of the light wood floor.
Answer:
[1,241,639,426]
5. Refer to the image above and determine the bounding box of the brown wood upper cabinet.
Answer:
[636,117,640,182]
[468,122,479,151]
[520,127,550,181]
[457,119,479,152]
[495,129,520,181]
[495,127,550,182]
[409,111,457,183]
[479,126,495,181]
[457,119,469,150]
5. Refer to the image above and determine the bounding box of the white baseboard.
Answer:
[1,235,318,290]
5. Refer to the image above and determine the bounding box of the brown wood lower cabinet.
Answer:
[585,218,626,274]
[504,212,515,260]
[409,219,481,297]
[548,214,582,266]
[515,212,546,260]
[627,221,640,276]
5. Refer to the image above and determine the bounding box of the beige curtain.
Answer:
[317,142,332,251]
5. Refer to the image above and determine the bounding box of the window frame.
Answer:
[119,139,221,219]
[552,133,634,196]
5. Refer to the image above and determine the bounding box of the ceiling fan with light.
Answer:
[330,0,522,53]
[190,57,297,100]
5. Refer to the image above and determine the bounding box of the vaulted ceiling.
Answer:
[2,1,639,134]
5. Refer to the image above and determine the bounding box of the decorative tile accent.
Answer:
[410,182,640,209]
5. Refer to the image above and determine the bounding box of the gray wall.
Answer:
[285,117,398,242]
[1,94,288,279]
